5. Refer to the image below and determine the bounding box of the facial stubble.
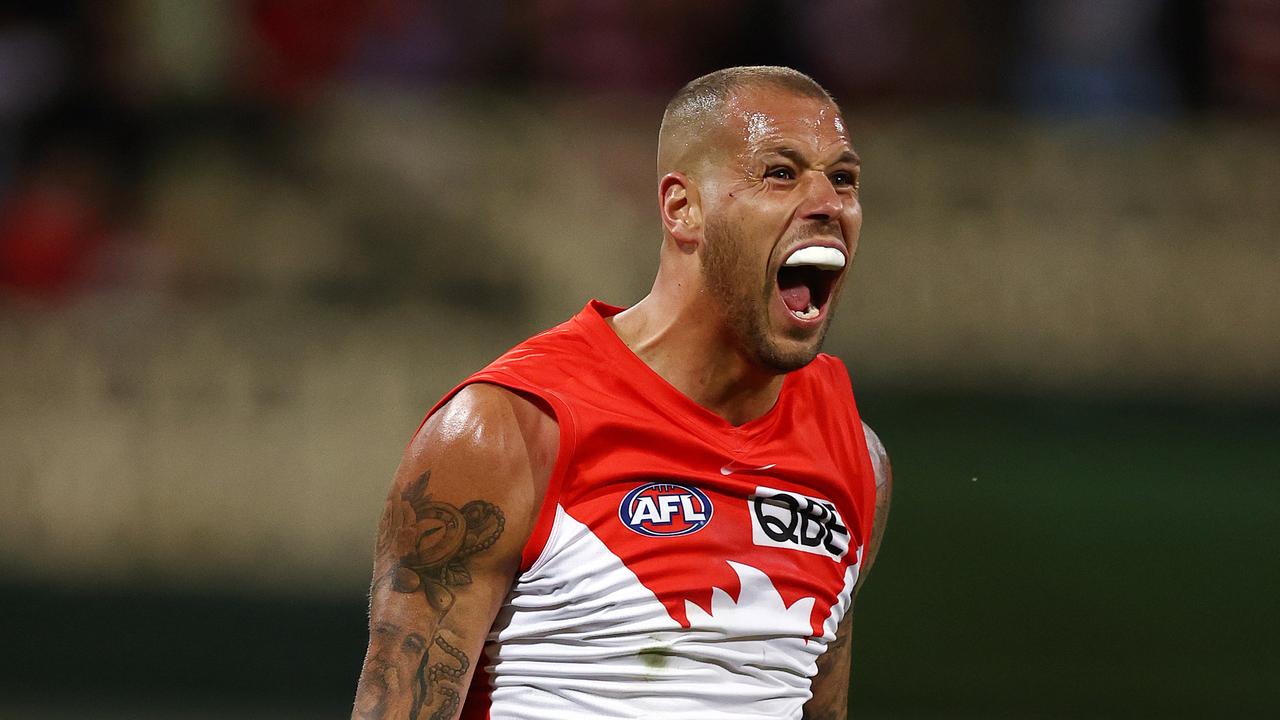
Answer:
[700,215,832,373]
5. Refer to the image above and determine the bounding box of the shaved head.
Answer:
[658,66,838,178]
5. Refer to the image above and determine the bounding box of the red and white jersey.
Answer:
[436,301,878,720]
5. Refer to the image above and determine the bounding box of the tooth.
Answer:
[784,246,845,269]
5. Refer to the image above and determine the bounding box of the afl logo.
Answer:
[619,482,714,537]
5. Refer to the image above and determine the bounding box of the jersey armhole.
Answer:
[413,371,577,574]
[818,354,879,552]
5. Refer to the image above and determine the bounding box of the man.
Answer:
[353,65,893,720]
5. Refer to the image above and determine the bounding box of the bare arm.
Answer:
[804,421,893,720]
[352,384,557,720]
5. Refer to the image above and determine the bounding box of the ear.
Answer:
[659,172,702,250]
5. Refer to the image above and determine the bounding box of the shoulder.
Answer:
[413,384,557,458]
[484,310,600,375]
[399,383,559,531]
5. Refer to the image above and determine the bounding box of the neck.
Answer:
[609,271,784,427]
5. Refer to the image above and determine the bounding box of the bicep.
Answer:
[353,385,553,720]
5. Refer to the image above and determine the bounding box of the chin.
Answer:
[719,275,836,373]
[754,333,826,373]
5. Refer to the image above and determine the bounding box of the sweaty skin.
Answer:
[353,80,888,720]
[617,86,862,425]
[353,385,555,720]
[629,88,880,719]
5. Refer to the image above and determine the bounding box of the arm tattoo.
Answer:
[356,471,506,720]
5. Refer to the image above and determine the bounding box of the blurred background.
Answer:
[1,0,1277,717]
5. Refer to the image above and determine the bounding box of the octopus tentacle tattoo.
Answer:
[357,471,506,720]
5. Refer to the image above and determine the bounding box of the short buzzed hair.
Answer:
[662,66,835,131]
[658,66,838,175]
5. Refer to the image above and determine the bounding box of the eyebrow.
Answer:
[763,147,861,168]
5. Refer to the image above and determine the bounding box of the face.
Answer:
[355,577,434,717]
[697,88,862,372]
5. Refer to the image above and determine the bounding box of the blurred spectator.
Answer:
[348,0,515,87]
[0,8,69,190]
[0,144,107,296]
[247,0,374,104]
[1210,0,1280,110]
[522,0,732,93]
[0,17,66,135]
[791,0,911,102]
[2,0,1275,304]
[1014,0,1182,116]
[122,0,238,104]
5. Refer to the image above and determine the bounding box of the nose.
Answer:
[800,171,842,222]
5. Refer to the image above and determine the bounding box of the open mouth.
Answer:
[776,246,844,322]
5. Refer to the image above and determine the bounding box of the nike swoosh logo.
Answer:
[720,462,776,476]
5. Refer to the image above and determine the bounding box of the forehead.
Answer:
[722,88,850,156]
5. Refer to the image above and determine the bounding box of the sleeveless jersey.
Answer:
[431,301,878,720]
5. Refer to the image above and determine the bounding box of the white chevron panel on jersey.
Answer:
[479,505,859,720]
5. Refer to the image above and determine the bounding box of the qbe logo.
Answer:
[749,486,850,560]
[619,482,714,537]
